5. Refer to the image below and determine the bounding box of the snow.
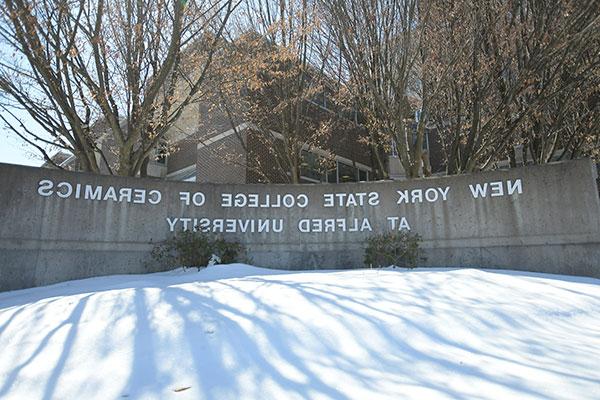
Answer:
[1,265,599,400]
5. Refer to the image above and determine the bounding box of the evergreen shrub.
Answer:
[151,230,247,270]
[364,231,422,268]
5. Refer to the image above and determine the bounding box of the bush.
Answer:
[364,231,422,268]
[151,230,247,270]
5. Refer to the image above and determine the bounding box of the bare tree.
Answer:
[427,0,600,174]
[0,0,238,175]
[516,1,600,165]
[210,0,338,184]
[322,0,433,179]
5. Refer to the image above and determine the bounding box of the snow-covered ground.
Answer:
[1,265,599,400]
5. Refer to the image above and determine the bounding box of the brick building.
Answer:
[43,85,444,183]
[44,110,444,184]
[161,91,377,184]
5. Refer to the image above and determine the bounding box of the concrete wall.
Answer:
[1,159,599,291]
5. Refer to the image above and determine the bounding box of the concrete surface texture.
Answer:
[1,159,599,290]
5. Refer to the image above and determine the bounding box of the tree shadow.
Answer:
[1,267,598,399]
[0,294,91,399]
[0,264,316,309]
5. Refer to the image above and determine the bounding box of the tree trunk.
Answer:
[140,157,150,177]
[509,146,517,168]
[118,143,134,176]
[290,164,300,184]
[371,142,388,180]
[421,151,432,177]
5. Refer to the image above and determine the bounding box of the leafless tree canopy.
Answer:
[426,0,600,174]
[209,0,342,184]
[0,0,238,175]
[322,0,429,178]
[1,0,599,178]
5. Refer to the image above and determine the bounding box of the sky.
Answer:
[0,131,43,167]
[0,42,48,168]
[0,108,51,168]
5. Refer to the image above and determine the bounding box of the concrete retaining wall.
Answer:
[1,159,599,291]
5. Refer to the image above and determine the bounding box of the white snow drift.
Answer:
[0,265,599,399]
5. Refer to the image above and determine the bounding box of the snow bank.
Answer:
[1,265,599,399]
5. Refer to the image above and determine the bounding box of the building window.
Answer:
[338,162,357,182]
[390,139,399,157]
[359,169,368,182]
[296,150,372,184]
[326,163,338,183]
[300,150,325,182]
[154,140,169,164]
